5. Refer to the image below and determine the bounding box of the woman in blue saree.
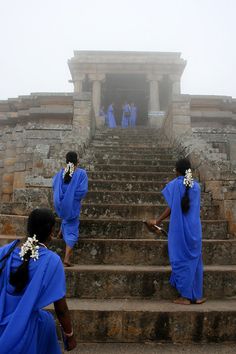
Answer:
[130,102,137,127]
[148,158,205,305]
[0,208,76,353]
[107,103,117,128]
[121,102,131,128]
[53,151,88,267]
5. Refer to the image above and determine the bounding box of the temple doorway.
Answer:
[102,73,148,126]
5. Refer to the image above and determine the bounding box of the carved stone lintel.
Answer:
[146,73,163,82]
[169,74,181,82]
[74,73,86,81]
[88,73,106,82]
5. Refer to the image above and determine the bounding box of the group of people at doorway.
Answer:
[0,149,205,352]
[99,102,137,128]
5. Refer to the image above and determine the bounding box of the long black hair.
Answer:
[175,158,192,213]
[9,208,55,293]
[64,151,78,184]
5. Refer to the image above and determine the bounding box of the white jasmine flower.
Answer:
[183,168,194,188]
[63,162,75,178]
[19,234,39,261]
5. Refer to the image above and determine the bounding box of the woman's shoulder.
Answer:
[53,169,63,181]
[37,248,63,272]
[167,177,180,187]
[45,249,61,262]
[193,180,201,191]
[0,241,16,257]
[76,168,88,177]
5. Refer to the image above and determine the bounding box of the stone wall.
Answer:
[162,94,236,234]
[0,92,94,205]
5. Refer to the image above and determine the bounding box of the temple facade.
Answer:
[68,51,186,127]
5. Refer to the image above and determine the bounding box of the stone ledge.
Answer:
[48,299,236,343]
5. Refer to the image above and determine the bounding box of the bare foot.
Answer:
[63,261,74,267]
[173,297,191,305]
[194,298,207,304]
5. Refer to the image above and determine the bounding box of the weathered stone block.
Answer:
[2,174,14,183]
[4,158,16,166]
[14,162,26,172]
[13,172,25,189]
[2,184,13,194]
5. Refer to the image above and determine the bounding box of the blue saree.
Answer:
[162,176,203,301]
[0,241,66,354]
[107,104,116,128]
[130,105,137,127]
[53,168,88,248]
[121,104,130,128]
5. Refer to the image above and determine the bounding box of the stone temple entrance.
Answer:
[103,74,148,125]
[68,51,186,128]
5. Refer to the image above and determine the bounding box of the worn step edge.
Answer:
[63,264,236,272]
[0,235,235,244]
[47,298,236,313]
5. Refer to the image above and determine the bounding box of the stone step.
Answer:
[2,236,235,266]
[90,164,174,173]
[92,133,169,141]
[0,215,228,240]
[89,180,168,192]
[90,145,174,154]
[58,343,236,353]
[87,171,174,182]
[81,203,218,220]
[91,140,170,146]
[93,136,165,141]
[85,191,214,208]
[9,190,215,218]
[93,132,167,139]
[80,219,228,240]
[87,182,213,206]
[45,238,236,266]
[93,132,167,140]
[48,298,236,343]
[64,264,236,299]
[90,152,176,160]
[85,191,166,204]
[88,158,175,167]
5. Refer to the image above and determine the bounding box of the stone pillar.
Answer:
[170,74,181,97]
[149,80,160,112]
[147,74,164,128]
[89,73,106,129]
[73,92,94,142]
[73,73,86,93]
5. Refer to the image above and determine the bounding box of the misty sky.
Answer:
[0,0,235,100]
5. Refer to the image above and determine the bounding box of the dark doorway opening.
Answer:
[102,74,148,126]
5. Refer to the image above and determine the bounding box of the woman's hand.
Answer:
[66,335,77,351]
[146,219,157,227]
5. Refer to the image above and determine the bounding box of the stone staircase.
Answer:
[1,127,236,343]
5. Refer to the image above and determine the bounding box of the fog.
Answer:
[0,0,235,99]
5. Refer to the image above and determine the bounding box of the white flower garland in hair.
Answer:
[183,168,194,188]
[63,162,75,178]
[19,234,40,261]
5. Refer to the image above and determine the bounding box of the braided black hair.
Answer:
[9,208,55,293]
[175,158,192,213]
[64,151,78,184]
